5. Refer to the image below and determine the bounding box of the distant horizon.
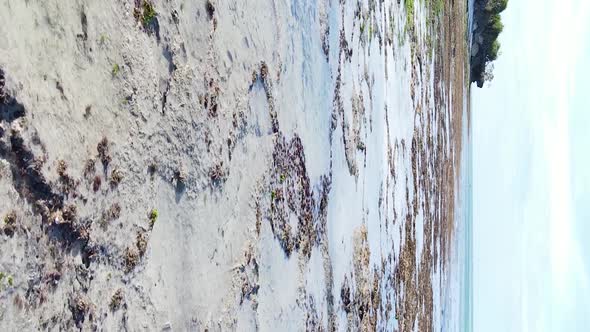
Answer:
[473,0,590,330]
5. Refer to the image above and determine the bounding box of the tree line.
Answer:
[471,0,508,87]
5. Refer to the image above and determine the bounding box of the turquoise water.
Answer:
[441,88,473,332]
[461,117,473,332]
[454,93,473,332]
[463,1,475,330]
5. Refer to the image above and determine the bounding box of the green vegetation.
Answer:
[432,0,444,17]
[141,1,157,28]
[486,0,508,13]
[422,0,444,58]
[3,211,15,225]
[0,272,13,289]
[110,289,124,311]
[112,63,120,77]
[489,39,501,61]
[99,33,108,45]
[149,209,158,228]
[404,0,415,30]
[471,0,509,87]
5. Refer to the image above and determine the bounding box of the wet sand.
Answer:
[0,0,469,330]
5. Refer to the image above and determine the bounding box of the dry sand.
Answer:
[0,0,469,330]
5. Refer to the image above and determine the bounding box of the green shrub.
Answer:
[112,63,120,77]
[488,40,500,61]
[486,0,508,14]
[149,209,158,228]
[471,0,509,86]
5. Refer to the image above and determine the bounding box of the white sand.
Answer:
[0,0,465,330]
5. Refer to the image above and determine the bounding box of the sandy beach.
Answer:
[0,0,470,330]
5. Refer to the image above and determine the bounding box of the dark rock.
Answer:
[206,1,215,20]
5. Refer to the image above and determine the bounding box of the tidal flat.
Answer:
[0,0,471,330]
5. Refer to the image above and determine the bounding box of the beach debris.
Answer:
[148,209,158,229]
[57,159,68,177]
[69,295,92,328]
[147,160,157,177]
[3,210,17,236]
[97,137,111,169]
[102,203,121,224]
[199,78,220,117]
[124,247,140,273]
[83,158,96,177]
[110,168,123,187]
[62,204,78,223]
[136,230,149,256]
[55,81,67,100]
[109,289,124,311]
[0,68,6,104]
[133,0,155,27]
[134,0,160,39]
[206,1,215,20]
[175,164,187,184]
[209,162,226,186]
[92,175,102,192]
[340,276,351,313]
[44,270,62,288]
[79,10,88,41]
[83,105,92,119]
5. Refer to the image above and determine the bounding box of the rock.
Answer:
[0,69,6,104]
[162,321,172,330]
[471,42,480,57]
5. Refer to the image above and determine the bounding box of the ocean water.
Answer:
[459,97,474,332]
[442,91,473,332]
[442,2,475,330]
[462,1,475,330]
